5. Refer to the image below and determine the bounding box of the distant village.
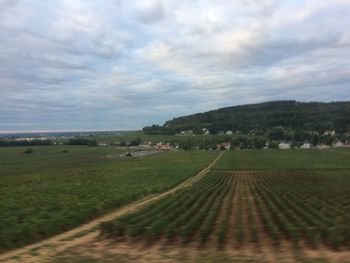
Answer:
[162,128,349,151]
[1,128,349,151]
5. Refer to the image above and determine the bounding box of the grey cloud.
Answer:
[0,0,349,131]
[135,1,165,24]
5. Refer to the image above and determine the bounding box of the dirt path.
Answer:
[229,171,240,248]
[247,172,282,263]
[0,152,224,263]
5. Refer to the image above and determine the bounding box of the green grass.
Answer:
[0,145,218,252]
[214,149,350,171]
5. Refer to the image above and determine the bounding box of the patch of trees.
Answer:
[24,148,34,154]
[143,101,350,135]
[0,139,54,147]
[67,137,97,146]
[130,137,142,146]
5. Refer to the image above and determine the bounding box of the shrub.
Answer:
[24,148,33,154]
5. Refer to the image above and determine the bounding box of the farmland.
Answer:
[101,170,350,250]
[214,149,350,170]
[97,149,350,262]
[0,146,218,252]
[1,148,350,263]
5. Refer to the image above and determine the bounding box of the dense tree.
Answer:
[143,101,350,136]
[268,127,286,141]
[67,137,97,146]
[311,135,320,146]
[24,148,33,154]
[252,138,266,149]
[130,137,142,146]
[340,134,348,143]
[0,139,53,147]
[268,141,279,149]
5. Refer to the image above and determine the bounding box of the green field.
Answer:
[0,146,218,252]
[102,149,350,251]
[215,149,350,170]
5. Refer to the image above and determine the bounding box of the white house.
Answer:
[225,130,233,135]
[278,142,291,149]
[300,142,311,149]
[316,143,330,149]
[323,130,335,136]
[202,128,210,135]
[180,130,193,136]
[333,141,345,148]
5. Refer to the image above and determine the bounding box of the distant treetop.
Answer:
[143,100,350,135]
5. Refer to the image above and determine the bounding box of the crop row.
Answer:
[248,172,349,249]
[101,171,235,244]
[101,170,349,250]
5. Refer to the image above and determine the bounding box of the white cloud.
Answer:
[0,0,349,131]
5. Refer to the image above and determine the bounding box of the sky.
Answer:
[1,0,350,132]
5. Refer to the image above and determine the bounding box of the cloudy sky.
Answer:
[1,0,350,132]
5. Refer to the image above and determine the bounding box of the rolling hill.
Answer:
[143,101,350,135]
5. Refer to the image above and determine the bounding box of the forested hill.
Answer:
[143,101,350,135]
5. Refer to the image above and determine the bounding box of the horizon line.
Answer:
[0,128,141,134]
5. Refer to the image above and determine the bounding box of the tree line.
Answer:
[143,101,350,135]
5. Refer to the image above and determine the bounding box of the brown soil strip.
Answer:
[228,171,240,248]
[204,171,234,248]
[241,173,252,254]
[247,171,280,263]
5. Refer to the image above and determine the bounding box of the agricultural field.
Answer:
[101,170,350,250]
[215,149,350,170]
[0,146,218,252]
[98,149,350,262]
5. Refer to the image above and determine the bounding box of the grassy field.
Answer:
[101,149,350,253]
[0,146,218,252]
[214,149,350,170]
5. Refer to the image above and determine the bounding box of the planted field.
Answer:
[215,149,350,170]
[0,146,218,252]
[101,169,350,250]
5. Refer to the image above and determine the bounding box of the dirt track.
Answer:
[0,152,223,263]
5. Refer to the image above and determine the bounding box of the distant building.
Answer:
[225,130,233,135]
[139,141,152,148]
[323,130,335,136]
[307,131,319,136]
[300,142,311,149]
[278,142,291,149]
[316,143,330,149]
[15,137,33,142]
[216,142,231,150]
[202,128,210,135]
[180,130,193,136]
[155,142,172,150]
[333,141,345,148]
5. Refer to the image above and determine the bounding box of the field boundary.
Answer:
[0,151,223,262]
